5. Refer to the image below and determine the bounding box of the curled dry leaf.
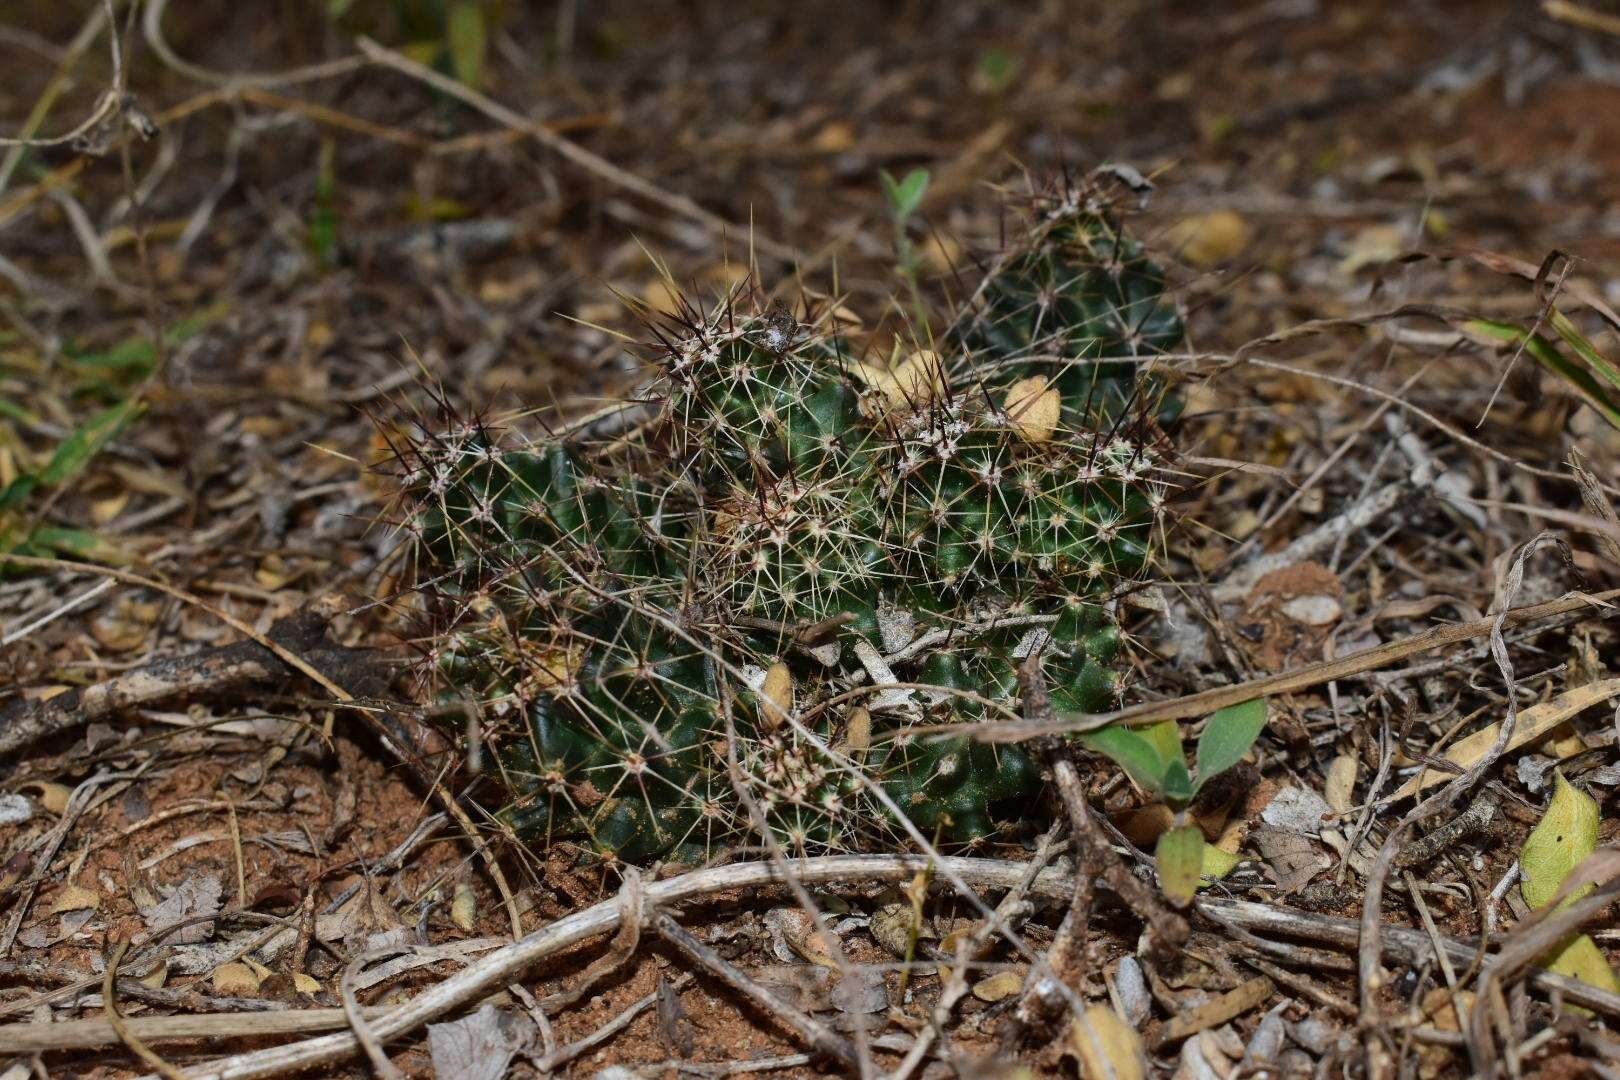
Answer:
[1064,1004,1146,1080]
[1003,375,1061,444]
[842,707,871,758]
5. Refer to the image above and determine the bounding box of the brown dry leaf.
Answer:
[1064,1004,1146,1080]
[211,962,262,995]
[89,489,130,525]
[139,963,168,989]
[1391,677,1620,799]
[812,120,856,153]
[869,901,934,958]
[1003,375,1061,444]
[841,708,871,757]
[1155,976,1274,1048]
[50,882,100,914]
[758,662,794,730]
[765,908,839,970]
[1163,210,1250,268]
[451,882,477,932]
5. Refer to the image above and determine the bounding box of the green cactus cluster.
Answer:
[393,180,1183,863]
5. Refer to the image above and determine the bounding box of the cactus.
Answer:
[391,178,1180,863]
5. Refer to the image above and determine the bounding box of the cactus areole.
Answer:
[394,182,1182,863]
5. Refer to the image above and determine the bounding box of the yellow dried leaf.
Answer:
[211,962,262,995]
[1324,753,1357,814]
[451,881,477,932]
[1163,210,1250,268]
[1064,1004,1145,1080]
[50,882,100,913]
[243,957,273,982]
[24,781,72,815]
[758,662,794,730]
[89,598,160,653]
[139,963,168,989]
[1003,375,1061,444]
[292,972,322,994]
[972,970,1025,1002]
[1392,678,1620,799]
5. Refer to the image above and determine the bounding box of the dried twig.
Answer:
[102,938,188,1080]
[940,585,1620,740]
[651,908,858,1068]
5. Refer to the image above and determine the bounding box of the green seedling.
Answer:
[1079,698,1267,903]
[0,397,142,568]
[1466,316,1620,430]
[880,168,931,320]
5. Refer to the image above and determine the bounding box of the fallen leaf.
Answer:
[1003,375,1061,444]
[449,882,478,933]
[1163,210,1250,268]
[972,970,1025,1002]
[139,873,223,946]
[50,882,100,914]
[1155,976,1274,1048]
[1324,753,1358,814]
[22,781,72,815]
[1391,678,1620,800]
[211,962,262,995]
[292,972,322,994]
[1064,1004,1145,1080]
[427,1003,534,1080]
[89,598,160,652]
[758,662,794,730]
[1339,223,1405,275]
[1521,772,1600,910]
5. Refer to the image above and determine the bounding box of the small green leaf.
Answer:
[880,168,930,222]
[1200,844,1242,883]
[1545,933,1620,996]
[37,398,141,488]
[1078,724,1170,798]
[1139,719,1182,768]
[1161,758,1195,808]
[1521,771,1601,910]
[1467,318,1620,430]
[445,0,488,90]
[1194,698,1267,792]
[1156,825,1203,904]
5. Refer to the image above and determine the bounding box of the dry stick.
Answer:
[0,553,523,941]
[532,973,694,1073]
[351,36,804,266]
[103,939,188,1080]
[0,858,1596,1080]
[650,908,858,1069]
[894,824,1064,1080]
[340,949,406,1080]
[1359,534,1557,1080]
[0,1007,389,1055]
[942,585,1620,741]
